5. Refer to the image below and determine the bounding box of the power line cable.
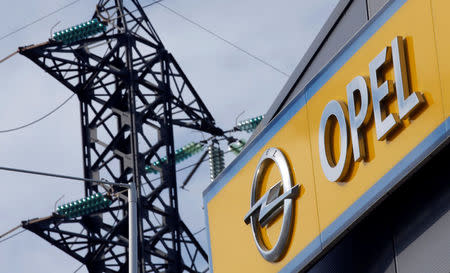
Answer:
[103,0,164,22]
[73,264,84,273]
[149,148,234,184]
[182,226,206,239]
[0,56,78,133]
[0,0,81,42]
[0,165,127,187]
[157,2,289,77]
[192,227,206,236]
[0,94,75,133]
[135,0,165,11]
[0,229,26,244]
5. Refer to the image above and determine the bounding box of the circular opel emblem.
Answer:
[243,148,300,262]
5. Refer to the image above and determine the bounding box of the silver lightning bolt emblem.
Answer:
[244,181,299,227]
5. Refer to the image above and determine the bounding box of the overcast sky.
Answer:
[0,0,337,272]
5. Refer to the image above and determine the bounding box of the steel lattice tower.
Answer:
[19,0,222,272]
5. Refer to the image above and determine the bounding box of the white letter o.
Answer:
[318,100,352,182]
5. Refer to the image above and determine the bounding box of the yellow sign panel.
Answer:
[203,0,450,272]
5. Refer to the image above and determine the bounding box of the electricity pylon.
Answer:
[18,0,223,272]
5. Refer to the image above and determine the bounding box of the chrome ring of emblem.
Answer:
[250,147,295,262]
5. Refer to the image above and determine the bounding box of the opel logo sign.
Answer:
[243,147,300,262]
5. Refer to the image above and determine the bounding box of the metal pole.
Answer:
[128,181,138,273]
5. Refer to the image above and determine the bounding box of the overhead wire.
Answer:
[148,148,234,184]
[0,165,125,187]
[192,227,206,236]
[0,50,19,64]
[156,2,290,77]
[0,94,75,133]
[73,264,84,273]
[100,0,164,23]
[0,0,81,42]
[0,229,26,244]
[182,226,206,239]
[0,56,80,134]
[100,0,285,83]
